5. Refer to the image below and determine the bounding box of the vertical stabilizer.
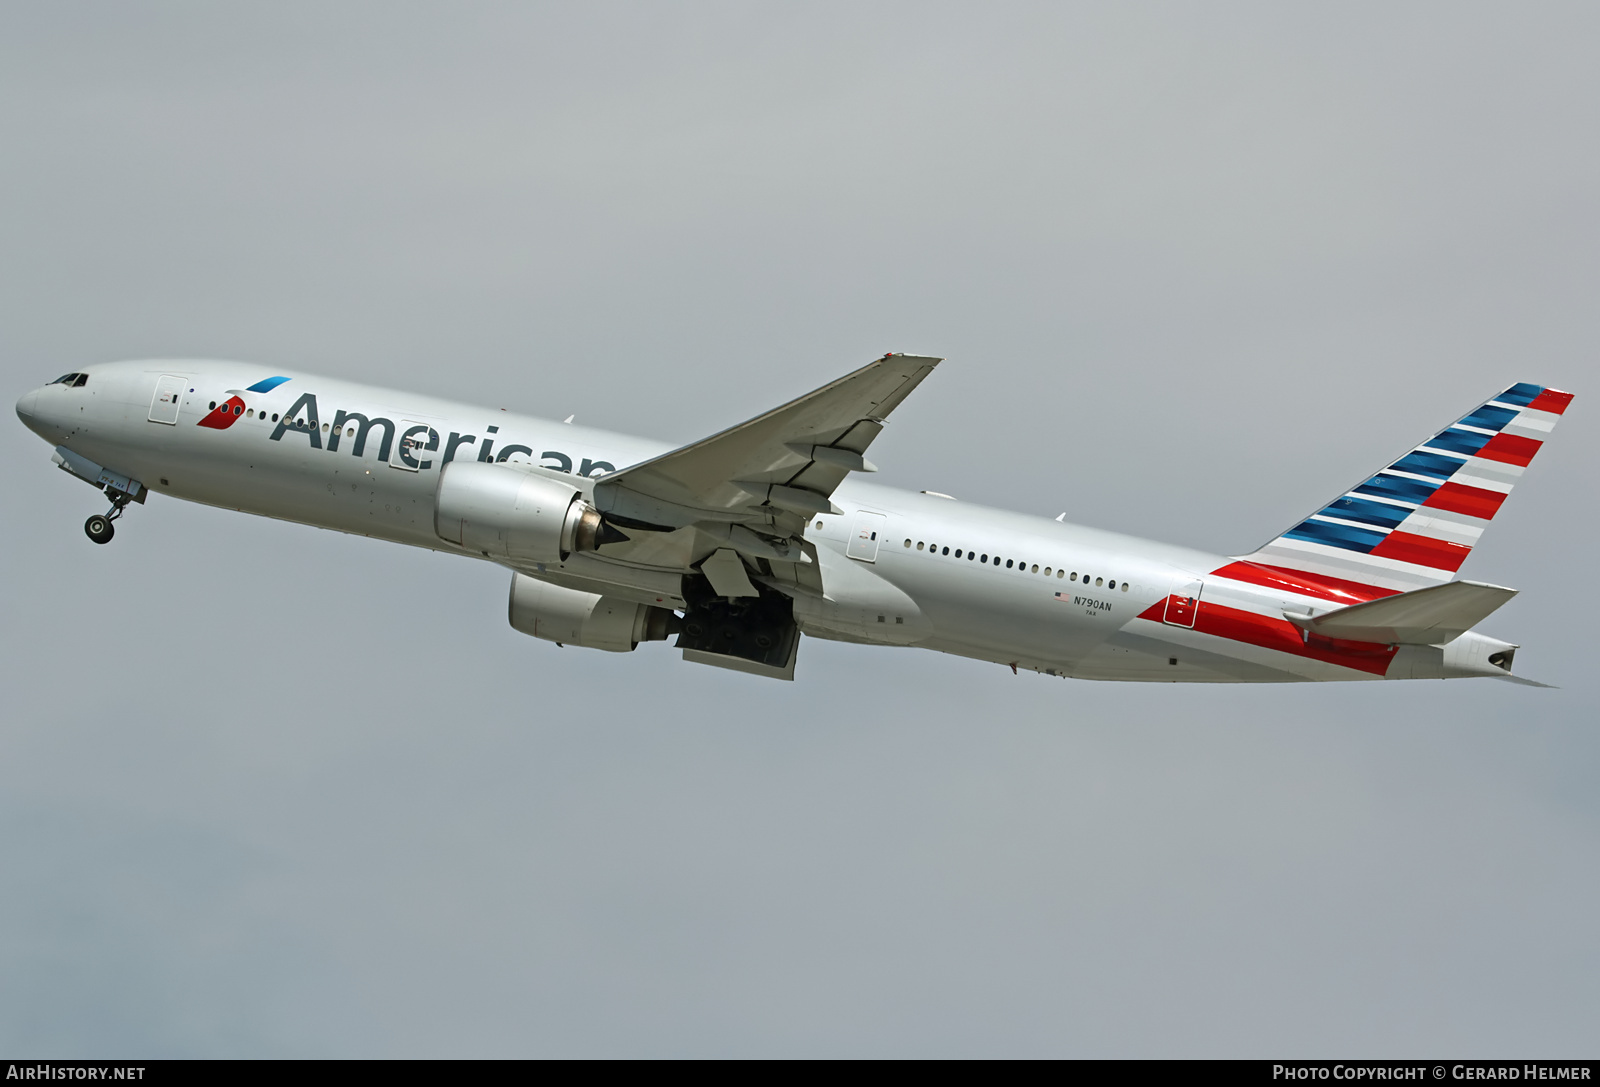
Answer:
[1229,383,1573,596]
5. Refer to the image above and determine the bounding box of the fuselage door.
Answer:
[1163,578,1203,628]
[147,375,186,425]
[846,510,887,563]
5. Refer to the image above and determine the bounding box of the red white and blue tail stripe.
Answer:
[1234,383,1574,595]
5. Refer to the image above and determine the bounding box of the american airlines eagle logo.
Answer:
[197,375,291,430]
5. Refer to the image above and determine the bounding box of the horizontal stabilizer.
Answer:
[1492,674,1558,689]
[1287,579,1517,645]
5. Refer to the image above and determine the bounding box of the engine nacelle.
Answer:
[508,574,677,653]
[435,461,613,562]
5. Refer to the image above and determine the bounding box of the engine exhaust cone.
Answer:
[595,520,631,548]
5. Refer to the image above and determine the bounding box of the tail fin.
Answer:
[1233,383,1574,596]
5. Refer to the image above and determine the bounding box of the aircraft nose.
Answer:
[16,387,39,425]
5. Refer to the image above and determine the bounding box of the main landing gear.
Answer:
[84,491,132,545]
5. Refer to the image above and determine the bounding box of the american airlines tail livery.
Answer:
[15,355,1573,684]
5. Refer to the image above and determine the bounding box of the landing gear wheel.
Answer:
[85,514,114,544]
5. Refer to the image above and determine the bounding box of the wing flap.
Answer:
[699,548,759,598]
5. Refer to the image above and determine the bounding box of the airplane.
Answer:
[14,354,1573,684]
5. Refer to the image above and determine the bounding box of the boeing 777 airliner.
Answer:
[14,355,1572,683]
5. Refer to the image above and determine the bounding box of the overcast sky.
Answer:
[1,2,1596,1057]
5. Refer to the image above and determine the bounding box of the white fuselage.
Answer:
[15,359,1517,683]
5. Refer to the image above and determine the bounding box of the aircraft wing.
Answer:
[584,352,939,602]
[593,352,939,535]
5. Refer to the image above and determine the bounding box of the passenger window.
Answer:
[1056,569,1064,579]
[1005,559,1013,569]
[1120,583,1129,592]
[209,401,217,410]
[1070,572,1078,581]
[943,547,951,556]
[903,538,912,548]
[917,542,925,551]
[1108,580,1116,589]
[1031,564,1039,574]
[1095,577,1103,587]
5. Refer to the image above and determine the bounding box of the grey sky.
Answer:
[1,3,1595,1056]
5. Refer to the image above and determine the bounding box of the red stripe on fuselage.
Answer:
[1526,389,1574,415]
[1368,531,1471,571]
[1474,432,1541,467]
[1421,481,1506,520]
[1197,602,1397,676]
[1138,597,1397,677]
[1207,561,1396,604]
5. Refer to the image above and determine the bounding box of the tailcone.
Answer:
[1388,631,1519,680]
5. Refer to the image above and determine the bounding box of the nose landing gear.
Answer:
[84,492,132,545]
[49,446,145,545]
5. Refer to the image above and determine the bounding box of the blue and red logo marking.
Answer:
[1275,382,1573,574]
[197,376,290,430]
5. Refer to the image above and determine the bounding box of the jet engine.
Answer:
[508,574,677,653]
[435,461,624,562]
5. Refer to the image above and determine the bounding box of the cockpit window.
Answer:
[48,373,88,387]
[73,374,88,387]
